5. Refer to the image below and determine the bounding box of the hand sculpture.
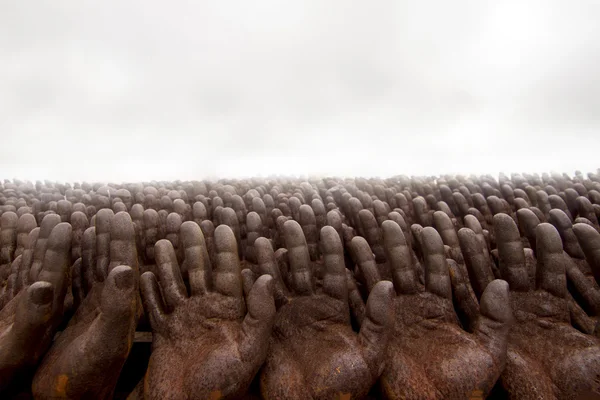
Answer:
[0,216,71,394]
[352,220,511,399]
[259,221,394,400]
[141,222,276,399]
[32,210,139,399]
[490,214,600,399]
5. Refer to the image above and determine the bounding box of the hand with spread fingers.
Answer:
[0,215,72,394]
[572,222,600,334]
[258,221,395,400]
[490,214,600,399]
[141,222,276,400]
[352,220,511,399]
[31,210,139,399]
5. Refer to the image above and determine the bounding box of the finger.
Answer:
[299,204,319,261]
[567,293,597,335]
[382,220,418,294]
[81,227,97,293]
[410,223,425,260]
[576,196,599,230]
[241,268,255,298]
[256,237,288,304]
[100,265,137,325]
[458,228,494,299]
[573,223,600,286]
[108,212,138,275]
[95,208,115,281]
[283,220,313,295]
[15,213,36,259]
[473,280,512,362]
[19,227,39,288]
[517,208,540,252]
[464,214,492,256]
[433,211,460,249]
[347,269,366,325]
[140,271,166,331]
[13,281,55,339]
[549,209,584,259]
[421,227,452,299]
[447,258,480,331]
[564,255,600,315]
[29,214,61,282]
[213,224,243,298]
[494,213,530,291]
[359,209,385,263]
[1,260,19,307]
[350,236,380,293]
[143,209,159,265]
[220,207,242,260]
[548,194,573,220]
[413,196,432,226]
[359,280,395,378]
[155,239,188,308]
[320,226,348,301]
[37,222,72,316]
[180,221,212,295]
[239,275,276,364]
[0,211,18,266]
[274,247,291,291]
[535,223,567,297]
[71,257,84,310]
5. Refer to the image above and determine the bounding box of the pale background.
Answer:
[1,1,598,183]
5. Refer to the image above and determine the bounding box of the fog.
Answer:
[1,1,598,183]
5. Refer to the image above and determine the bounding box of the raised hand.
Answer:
[259,221,394,400]
[492,214,600,399]
[353,220,511,399]
[0,216,71,394]
[32,210,139,399]
[141,222,275,399]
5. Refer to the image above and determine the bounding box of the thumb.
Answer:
[13,281,55,347]
[239,275,276,365]
[359,280,395,379]
[473,279,512,366]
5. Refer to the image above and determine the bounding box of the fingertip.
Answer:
[283,219,303,242]
[180,221,202,247]
[382,220,406,246]
[155,239,175,264]
[48,223,72,249]
[480,279,511,323]
[110,211,135,240]
[350,236,373,261]
[371,280,395,302]
[253,274,274,296]
[214,224,236,253]
[421,227,444,255]
[494,213,520,242]
[535,223,563,254]
[365,280,395,324]
[140,270,155,288]
[573,222,597,241]
[107,265,135,291]
[242,268,256,297]
[39,213,61,237]
[320,225,342,254]
[28,281,54,305]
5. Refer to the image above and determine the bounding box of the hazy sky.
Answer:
[1,1,598,182]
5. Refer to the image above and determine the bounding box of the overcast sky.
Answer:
[1,1,598,183]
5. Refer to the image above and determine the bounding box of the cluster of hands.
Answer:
[0,172,599,400]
